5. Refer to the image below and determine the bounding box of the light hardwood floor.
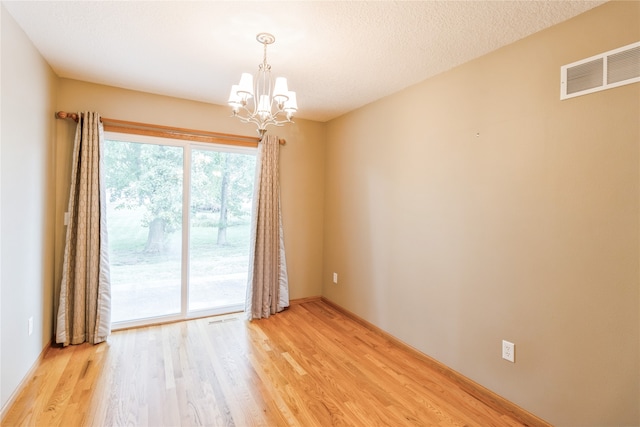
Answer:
[2,300,534,426]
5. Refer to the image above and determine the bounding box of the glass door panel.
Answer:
[188,149,256,313]
[105,140,184,323]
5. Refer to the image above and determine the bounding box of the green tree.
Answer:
[190,150,255,245]
[104,140,183,253]
[105,140,256,254]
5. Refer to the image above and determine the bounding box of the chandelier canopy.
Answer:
[228,33,298,137]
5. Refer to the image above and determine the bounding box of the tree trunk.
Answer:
[144,217,165,253]
[217,155,230,245]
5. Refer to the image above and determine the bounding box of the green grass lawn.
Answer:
[108,207,250,266]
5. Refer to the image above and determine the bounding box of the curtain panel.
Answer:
[246,134,289,320]
[56,111,111,345]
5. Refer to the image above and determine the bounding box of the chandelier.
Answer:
[228,33,298,137]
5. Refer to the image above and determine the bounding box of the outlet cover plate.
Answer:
[502,340,515,363]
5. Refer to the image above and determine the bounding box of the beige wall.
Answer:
[323,2,639,425]
[54,80,325,309]
[1,5,58,410]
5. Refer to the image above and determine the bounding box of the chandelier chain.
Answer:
[262,41,270,72]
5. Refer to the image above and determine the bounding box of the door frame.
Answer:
[104,131,256,330]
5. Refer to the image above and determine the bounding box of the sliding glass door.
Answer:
[104,133,255,328]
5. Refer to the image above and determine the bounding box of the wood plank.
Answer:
[1,300,548,426]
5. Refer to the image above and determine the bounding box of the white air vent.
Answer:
[561,41,640,100]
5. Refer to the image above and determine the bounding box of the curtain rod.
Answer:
[55,111,285,146]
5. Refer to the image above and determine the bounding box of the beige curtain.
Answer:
[246,135,289,320]
[56,112,111,345]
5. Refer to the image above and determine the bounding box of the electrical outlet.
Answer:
[502,340,515,362]
[332,272,338,284]
[28,317,34,336]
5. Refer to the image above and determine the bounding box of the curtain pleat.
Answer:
[246,135,289,320]
[56,111,111,345]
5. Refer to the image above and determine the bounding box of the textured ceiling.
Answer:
[3,1,606,122]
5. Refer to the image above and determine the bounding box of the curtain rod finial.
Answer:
[56,111,79,122]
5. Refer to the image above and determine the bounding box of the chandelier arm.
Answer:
[235,101,291,124]
[234,107,290,125]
